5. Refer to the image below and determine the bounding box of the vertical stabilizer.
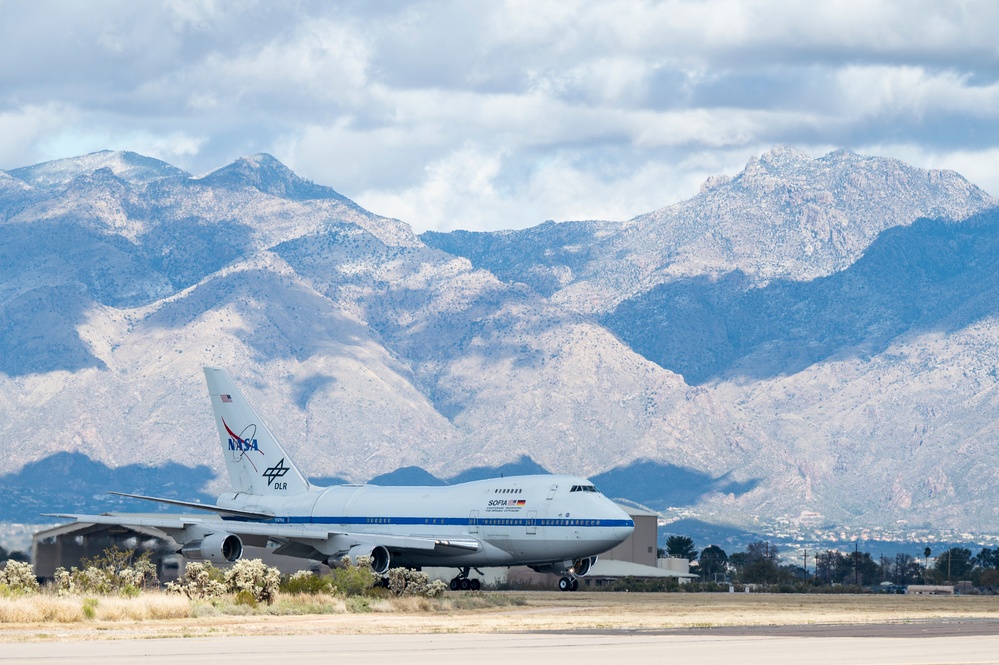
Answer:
[204,367,310,496]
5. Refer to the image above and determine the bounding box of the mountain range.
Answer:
[1,146,997,541]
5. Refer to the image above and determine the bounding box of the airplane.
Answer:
[50,368,635,591]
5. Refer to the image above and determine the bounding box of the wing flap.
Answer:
[45,514,332,541]
[46,515,482,559]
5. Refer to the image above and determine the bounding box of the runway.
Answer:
[4,630,999,665]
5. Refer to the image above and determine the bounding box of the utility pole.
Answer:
[765,541,770,587]
[855,542,860,586]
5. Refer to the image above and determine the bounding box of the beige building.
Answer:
[505,504,696,588]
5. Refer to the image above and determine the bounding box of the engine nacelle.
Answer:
[572,556,597,577]
[529,556,598,577]
[333,544,391,575]
[180,532,243,563]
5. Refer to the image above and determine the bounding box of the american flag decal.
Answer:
[220,394,232,403]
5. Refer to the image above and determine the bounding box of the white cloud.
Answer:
[3,0,999,229]
[834,66,999,120]
[353,143,768,232]
[0,104,78,169]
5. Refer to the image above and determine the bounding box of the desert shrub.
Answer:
[0,561,39,595]
[224,559,280,605]
[386,568,446,598]
[55,546,158,596]
[172,559,280,605]
[281,570,335,595]
[165,561,227,600]
[234,589,258,607]
[328,556,378,597]
[345,596,371,612]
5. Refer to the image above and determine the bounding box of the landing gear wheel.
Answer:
[558,576,572,591]
[570,579,579,591]
[470,578,481,591]
[460,578,471,590]
[449,578,460,591]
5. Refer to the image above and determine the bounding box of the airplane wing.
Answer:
[45,513,481,560]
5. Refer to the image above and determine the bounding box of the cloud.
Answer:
[2,0,999,229]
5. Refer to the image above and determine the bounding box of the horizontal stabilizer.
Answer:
[107,492,274,519]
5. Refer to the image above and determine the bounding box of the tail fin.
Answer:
[204,367,310,496]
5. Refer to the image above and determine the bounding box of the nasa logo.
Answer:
[222,419,260,453]
[228,437,259,451]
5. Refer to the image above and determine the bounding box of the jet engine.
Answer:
[332,544,391,575]
[529,556,597,577]
[180,532,243,563]
[572,556,597,577]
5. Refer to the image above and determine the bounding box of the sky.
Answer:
[1,0,997,232]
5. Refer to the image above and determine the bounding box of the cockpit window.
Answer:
[570,484,599,493]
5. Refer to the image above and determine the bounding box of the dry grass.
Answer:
[0,594,191,624]
[89,595,192,621]
[0,596,84,623]
[2,591,998,642]
[370,596,436,613]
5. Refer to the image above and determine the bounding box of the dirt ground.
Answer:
[2,591,998,643]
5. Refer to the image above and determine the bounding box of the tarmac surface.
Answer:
[5,626,999,665]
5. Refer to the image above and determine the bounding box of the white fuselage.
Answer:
[219,474,634,568]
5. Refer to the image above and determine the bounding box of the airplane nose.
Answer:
[614,521,635,542]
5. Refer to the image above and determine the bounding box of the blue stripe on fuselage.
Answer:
[223,515,634,528]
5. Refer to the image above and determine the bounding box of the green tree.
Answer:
[734,541,779,584]
[978,569,999,588]
[934,548,973,581]
[974,548,999,569]
[665,535,699,561]
[0,546,28,563]
[698,545,729,581]
[851,551,881,586]
[814,550,842,585]
[893,553,922,585]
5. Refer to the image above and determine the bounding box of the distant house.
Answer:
[905,585,955,596]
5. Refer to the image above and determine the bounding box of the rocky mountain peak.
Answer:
[195,153,352,203]
[757,144,813,168]
[9,150,189,189]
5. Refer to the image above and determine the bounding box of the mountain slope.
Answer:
[2,147,998,538]
[0,150,767,493]
[605,210,999,385]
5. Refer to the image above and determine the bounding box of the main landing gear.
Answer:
[558,576,580,591]
[449,567,481,591]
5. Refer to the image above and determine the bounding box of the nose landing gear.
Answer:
[558,576,580,591]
